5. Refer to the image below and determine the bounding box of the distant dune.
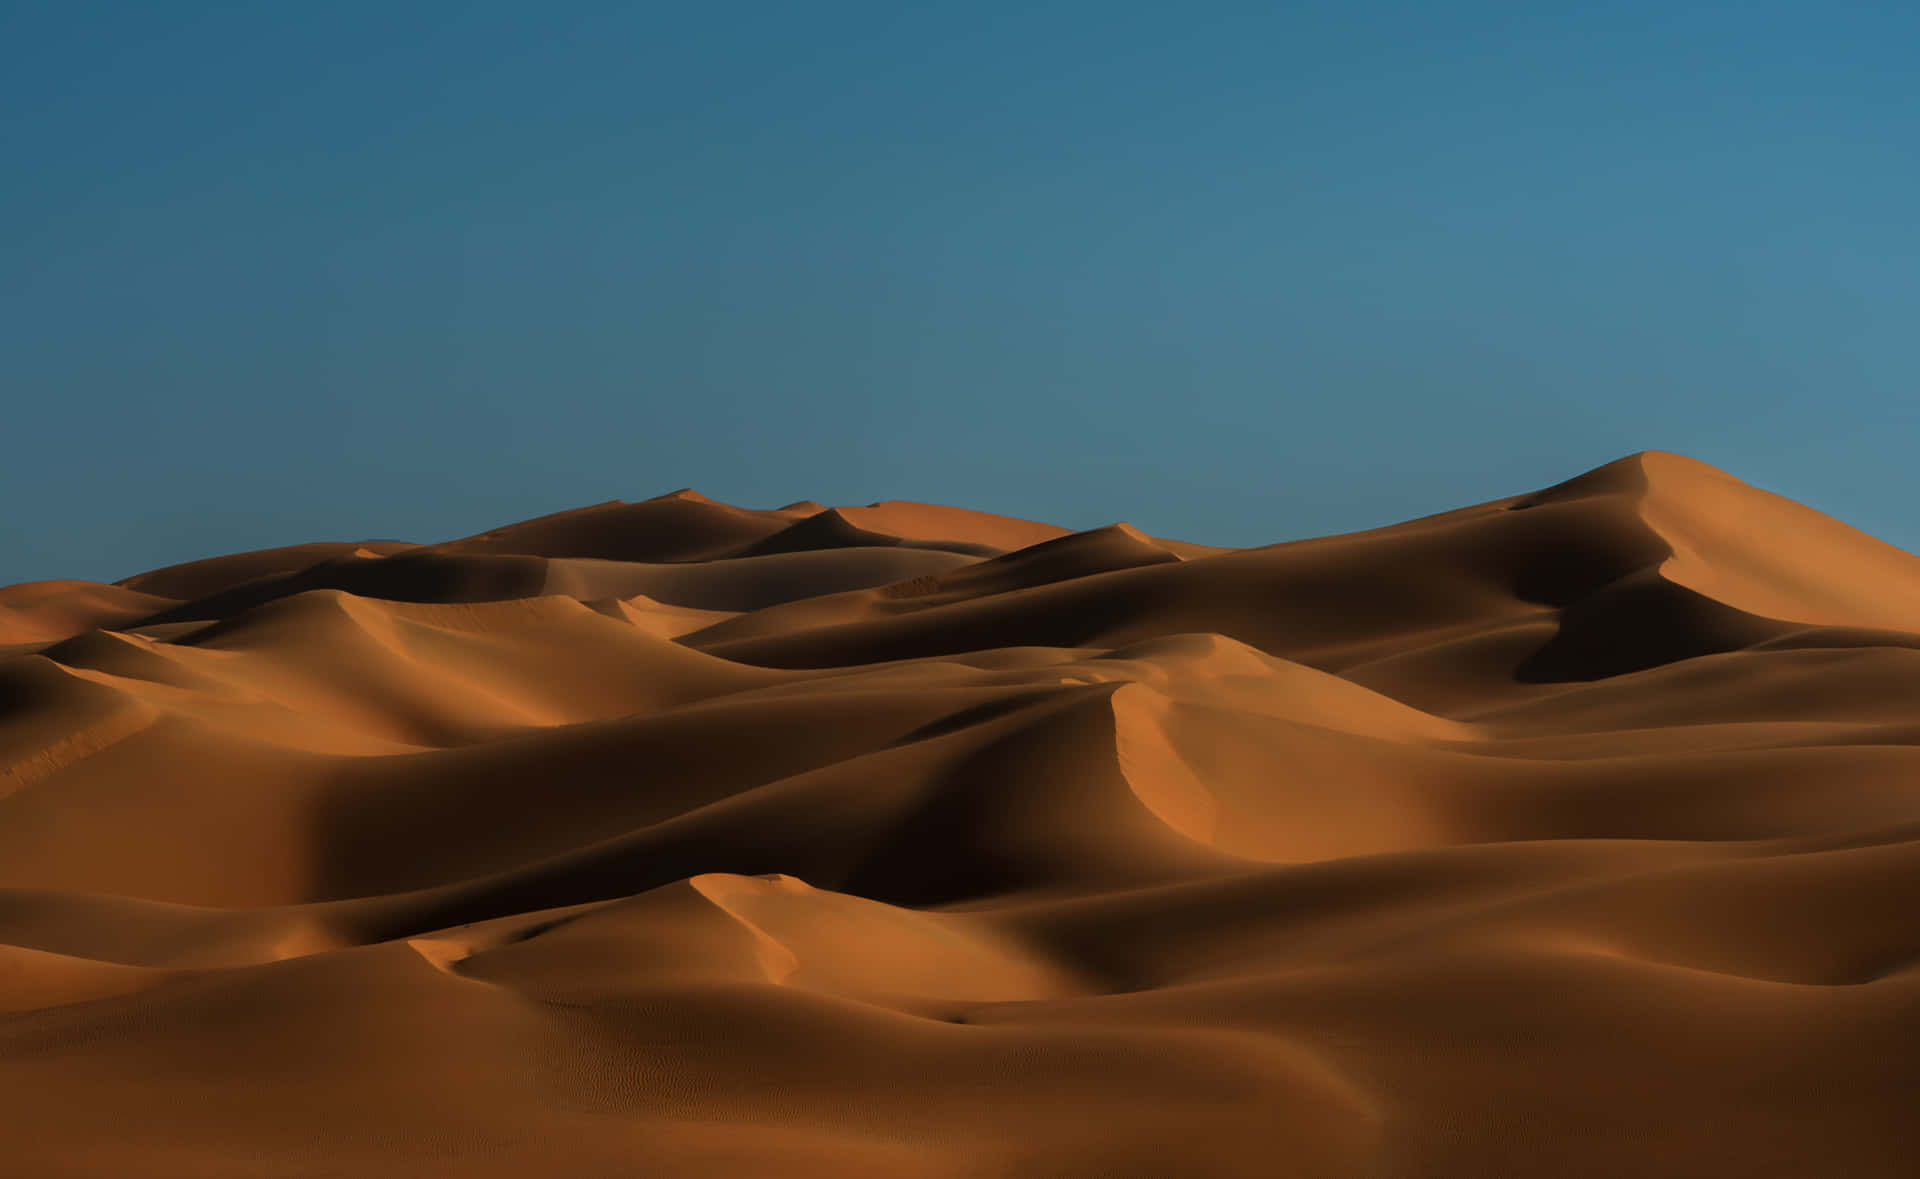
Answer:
[3,452,1919,1176]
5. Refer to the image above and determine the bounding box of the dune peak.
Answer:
[653,487,716,504]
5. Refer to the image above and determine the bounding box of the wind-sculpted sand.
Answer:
[3,452,1918,1176]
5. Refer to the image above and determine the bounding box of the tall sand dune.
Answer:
[4,453,1920,1176]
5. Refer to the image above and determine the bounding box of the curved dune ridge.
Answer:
[3,452,1920,1176]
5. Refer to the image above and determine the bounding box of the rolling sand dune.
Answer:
[3,452,1919,1176]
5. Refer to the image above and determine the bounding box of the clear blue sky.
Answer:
[6,1,1917,586]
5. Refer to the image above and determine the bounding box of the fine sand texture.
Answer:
[3,451,1919,1176]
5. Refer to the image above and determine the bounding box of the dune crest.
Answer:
[3,455,1920,1177]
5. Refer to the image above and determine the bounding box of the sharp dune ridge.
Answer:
[3,451,1919,1175]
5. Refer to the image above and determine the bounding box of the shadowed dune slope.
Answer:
[6,452,1920,1177]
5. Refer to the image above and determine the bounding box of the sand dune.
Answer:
[2,451,1918,1175]
[0,579,176,647]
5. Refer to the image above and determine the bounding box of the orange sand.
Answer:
[2,452,1917,1176]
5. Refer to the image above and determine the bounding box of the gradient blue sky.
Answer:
[6,1,1917,586]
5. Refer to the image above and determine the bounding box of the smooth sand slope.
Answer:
[3,451,1919,1176]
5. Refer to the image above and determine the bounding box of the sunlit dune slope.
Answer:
[4,453,1920,1177]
